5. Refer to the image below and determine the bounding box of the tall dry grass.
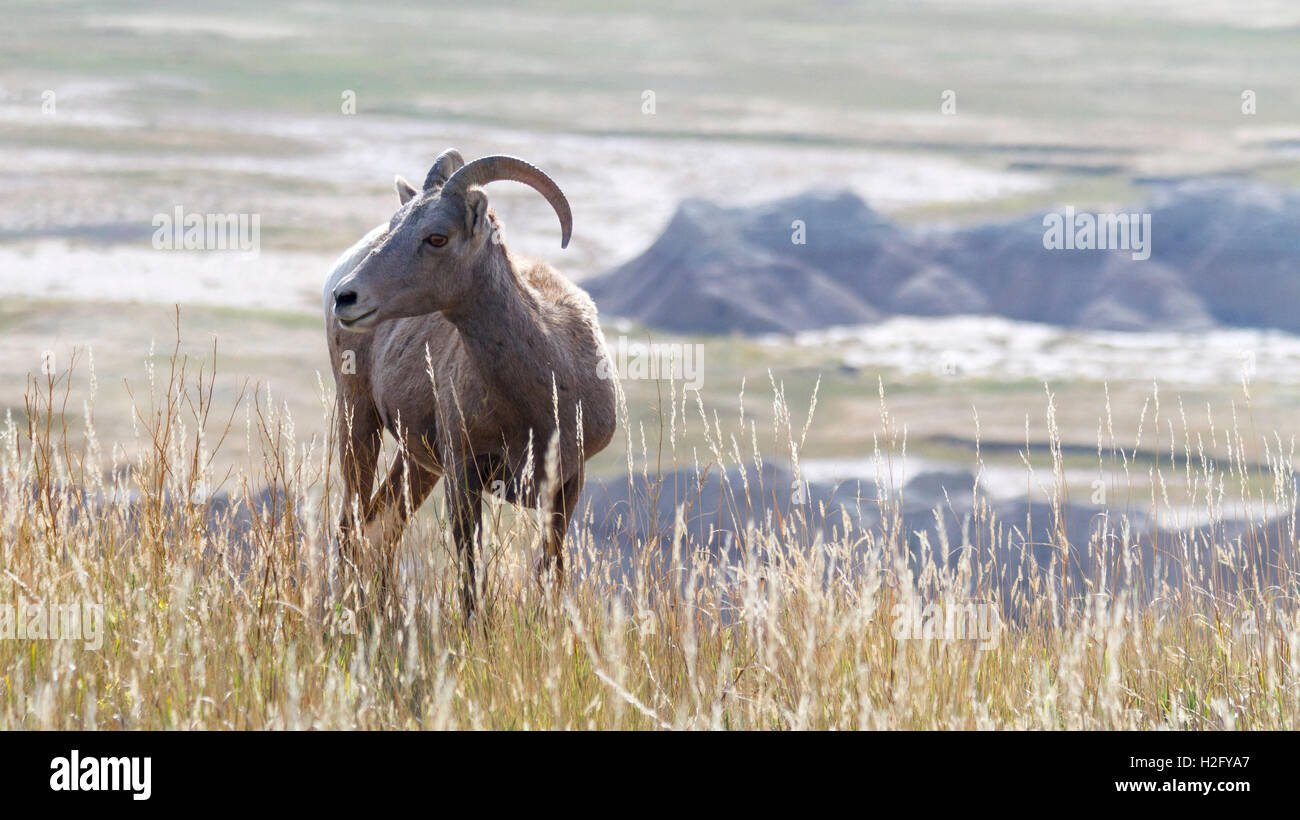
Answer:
[0,325,1297,730]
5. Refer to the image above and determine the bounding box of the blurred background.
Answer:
[2,0,1300,521]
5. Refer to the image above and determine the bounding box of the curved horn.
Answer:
[423,148,466,192]
[440,155,572,248]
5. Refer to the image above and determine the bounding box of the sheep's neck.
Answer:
[444,256,564,425]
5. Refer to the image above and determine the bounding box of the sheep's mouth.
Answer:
[338,308,378,331]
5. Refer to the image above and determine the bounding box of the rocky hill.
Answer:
[584,182,1300,335]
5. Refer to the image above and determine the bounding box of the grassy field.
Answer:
[0,329,1297,729]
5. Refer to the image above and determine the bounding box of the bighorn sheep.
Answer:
[324,149,617,611]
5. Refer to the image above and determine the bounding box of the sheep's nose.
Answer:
[334,289,358,309]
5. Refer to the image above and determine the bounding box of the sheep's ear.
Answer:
[395,175,418,205]
[462,189,493,244]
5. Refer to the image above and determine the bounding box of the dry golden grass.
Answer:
[0,325,1297,730]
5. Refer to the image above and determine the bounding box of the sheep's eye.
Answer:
[426,234,448,248]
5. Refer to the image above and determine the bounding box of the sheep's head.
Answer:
[332,150,572,332]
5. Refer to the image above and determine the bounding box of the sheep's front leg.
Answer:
[336,397,382,551]
[538,473,584,592]
[447,468,484,615]
[362,458,441,597]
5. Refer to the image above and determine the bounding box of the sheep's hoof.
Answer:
[459,590,478,620]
